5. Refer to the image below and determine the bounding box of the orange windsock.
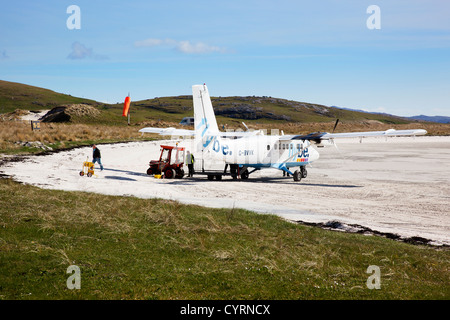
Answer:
[122,96,131,116]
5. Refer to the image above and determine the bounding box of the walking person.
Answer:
[92,144,103,171]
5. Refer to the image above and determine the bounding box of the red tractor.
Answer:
[147,145,185,179]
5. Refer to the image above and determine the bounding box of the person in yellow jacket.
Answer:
[186,151,194,177]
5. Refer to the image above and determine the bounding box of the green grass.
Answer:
[0,178,448,300]
[0,80,98,113]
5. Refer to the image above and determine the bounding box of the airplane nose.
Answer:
[309,146,320,163]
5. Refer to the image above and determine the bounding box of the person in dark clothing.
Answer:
[92,144,103,171]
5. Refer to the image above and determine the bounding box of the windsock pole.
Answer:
[127,93,130,125]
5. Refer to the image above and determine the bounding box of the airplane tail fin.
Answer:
[192,84,219,137]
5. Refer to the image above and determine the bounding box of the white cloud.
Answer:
[67,42,109,60]
[134,38,227,54]
[175,41,226,54]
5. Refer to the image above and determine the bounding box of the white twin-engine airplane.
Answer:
[139,84,427,181]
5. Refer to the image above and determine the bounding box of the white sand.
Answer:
[1,136,449,245]
[19,110,48,121]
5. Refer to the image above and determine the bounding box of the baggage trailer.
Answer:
[79,159,95,177]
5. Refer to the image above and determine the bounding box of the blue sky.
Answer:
[1,0,449,116]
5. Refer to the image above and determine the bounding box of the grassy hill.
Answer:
[107,95,412,126]
[1,80,413,126]
[3,80,450,155]
[0,80,98,113]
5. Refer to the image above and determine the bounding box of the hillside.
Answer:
[109,95,413,126]
[0,80,429,126]
[407,115,450,124]
[0,80,98,113]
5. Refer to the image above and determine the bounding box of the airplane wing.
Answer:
[281,129,427,142]
[219,130,265,137]
[139,127,195,136]
[321,129,427,139]
[139,127,263,137]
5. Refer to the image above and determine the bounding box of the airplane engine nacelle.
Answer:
[314,139,335,148]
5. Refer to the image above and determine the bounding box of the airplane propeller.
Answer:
[332,119,340,133]
[331,119,340,150]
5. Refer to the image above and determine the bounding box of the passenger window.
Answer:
[267,145,270,151]
[290,144,293,149]
[274,144,277,150]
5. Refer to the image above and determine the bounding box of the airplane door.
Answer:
[262,143,271,164]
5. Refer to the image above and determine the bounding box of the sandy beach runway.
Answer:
[1,136,449,245]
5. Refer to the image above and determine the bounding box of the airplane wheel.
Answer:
[165,169,175,179]
[240,170,249,180]
[301,167,307,178]
[293,170,302,182]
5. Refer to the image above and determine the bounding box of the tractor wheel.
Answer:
[207,175,214,181]
[215,175,222,181]
[79,171,84,176]
[165,169,175,179]
[176,169,185,178]
[87,172,93,177]
[147,167,154,175]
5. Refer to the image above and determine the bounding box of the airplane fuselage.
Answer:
[202,135,320,172]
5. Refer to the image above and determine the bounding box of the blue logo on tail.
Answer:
[197,117,215,148]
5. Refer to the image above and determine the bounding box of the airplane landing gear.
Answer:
[240,169,249,180]
[301,166,307,178]
[293,170,301,182]
[293,167,307,182]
